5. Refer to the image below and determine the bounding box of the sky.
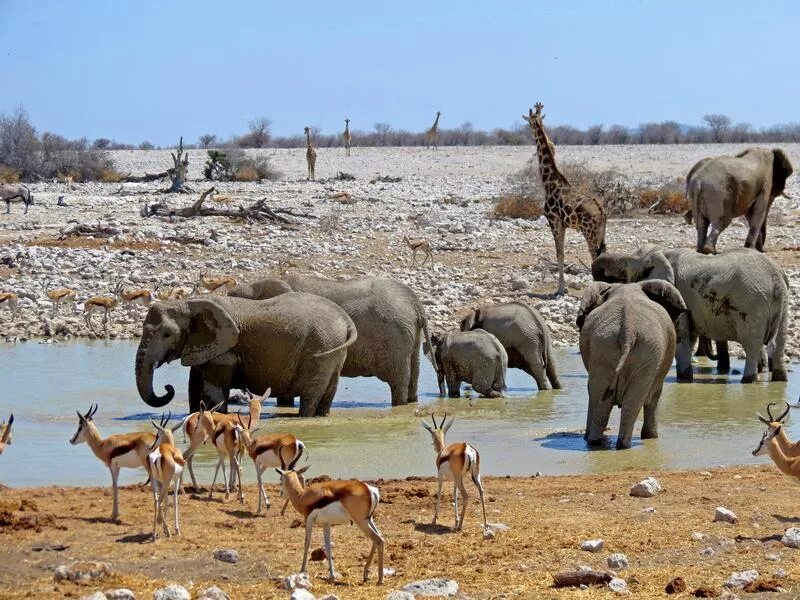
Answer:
[2,0,799,145]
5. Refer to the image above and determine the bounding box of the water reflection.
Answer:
[0,341,796,486]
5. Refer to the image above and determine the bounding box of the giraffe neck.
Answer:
[431,114,440,132]
[306,130,312,148]
[530,120,568,197]
[344,122,350,136]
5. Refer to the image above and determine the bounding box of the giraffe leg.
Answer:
[552,223,566,295]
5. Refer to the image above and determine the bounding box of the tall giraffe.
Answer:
[343,119,352,156]
[425,111,441,149]
[522,103,606,295]
[304,126,317,180]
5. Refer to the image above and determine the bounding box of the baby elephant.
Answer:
[428,330,507,398]
[577,281,687,450]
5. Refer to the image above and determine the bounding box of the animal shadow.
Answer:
[772,513,800,524]
[414,521,452,535]
[221,509,257,520]
[116,532,153,544]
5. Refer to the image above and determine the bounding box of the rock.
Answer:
[400,578,459,597]
[765,552,781,562]
[310,547,326,561]
[382,567,397,577]
[54,561,112,583]
[781,527,800,548]
[580,539,604,553]
[290,591,316,600]
[385,593,415,600]
[724,570,759,588]
[700,547,715,557]
[774,568,787,579]
[212,548,238,564]
[510,278,527,291]
[608,577,628,594]
[629,477,662,498]
[196,587,229,600]
[714,506,737,524]
[81,593,108,600]
[153,585,191,600]
[665,577,687,594]
[607,553,629,569]
[483,522,509,539]
[284,573,313,591]
[317,596,340,600]
[105,591,135,600]
[641,507,657,514]
[691,532,708,541]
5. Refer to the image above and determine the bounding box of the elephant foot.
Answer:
[716,366,731,375]
[615,438,632,450]
[701,244,716,255]
[772,369,788,382]
[586,437,605,447]
[487,391,502,398]
[676,368,694,383]
[550,380,563,390]
[448,392,461,399]
[276,395,295,408]
[640,428,659,440]
[740,373,758,384]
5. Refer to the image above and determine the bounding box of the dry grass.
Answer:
[97,168,127,183]
[640,181,690,214]
[1,465,799,599]
[25,236,163,252]
[0,166,20,183]
[232,166,260,182]
[491,194,544,219]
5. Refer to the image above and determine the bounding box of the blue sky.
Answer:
[2,0,798,145]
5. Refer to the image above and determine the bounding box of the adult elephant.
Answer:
[459,302,561,390]
[228,274,435,406]
[686,148,793,254]
[591,246,788,384]
[577,281,686,450]
[135,294,357,417]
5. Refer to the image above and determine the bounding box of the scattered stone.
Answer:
[607,553,629,569]
[81,593,107,600]
[382,567,397,577]
[105,591,135,600]
[743,578,783,593]
[400,578,459,597]
[580,539,604,553]
[153,585,191,600]
[284,573,313,591]
[665,577,687,594]
[692,586,717,597]
[641,507,657,514]
[629,477,662,498]
[510,278,527,291]
[714,506,737,524]
[310,547,326,561]
[723,570,758,589]
[699,471,713,477]
[385,592,415,600]
[196,587,229,600]
[781,527,800,548]
[212,548,238,564]
[773,568,787,579]
[483,522,510,539]
[691,532,708,541]
[608,577,628,594]
[765,552,781,562]
[700,547,715,558]
[290,591,316,600]
[54,561,112,583]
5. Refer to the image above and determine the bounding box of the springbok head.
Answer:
[70,404,99,445]
[753,402,791,456]
[421,412,454,449]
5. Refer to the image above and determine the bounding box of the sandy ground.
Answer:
[1,465,799,599]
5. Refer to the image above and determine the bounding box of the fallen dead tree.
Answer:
[59,220,121,239]
[552,569,614,588]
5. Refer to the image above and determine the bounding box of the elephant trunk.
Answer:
[135,330,175,407]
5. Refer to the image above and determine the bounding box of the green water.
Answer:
[0,340,796,487]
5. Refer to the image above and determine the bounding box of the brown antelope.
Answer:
[237,410,306,515]
[755,402,800,457]
[422,414,487,532]
[199,271,236,295]
[277,458,385,584]
[181,401,220,490]
[0,414,14,455]
[70,404,157,520]
[155,284,174,302]
[45,281,77,317]
[149,413,187,539]
[403,234,433,268]
[171,284,197,300]
[0,292,18,320]
[117,281,153,313]
[83,285,120,333]
[209,417,245,502]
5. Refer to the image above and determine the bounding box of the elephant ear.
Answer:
[637,247,675,284]
[459,309,479,331]
[181,298,240,367]
[771,149,793,198]
[637,280,687,322]
[576,282,615,331]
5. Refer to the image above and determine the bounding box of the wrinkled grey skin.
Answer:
[577,281,686,450]
[135,294,357,417]
[0,183,33,214]
[685,148,793,254]
[592,246,789,384]
[229,274,436,406]
[460,301,560,390]
[427,329,508,398]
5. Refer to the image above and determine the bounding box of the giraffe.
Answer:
[522,102,606,296]
[343,119,352,156]
[425,111,441,149]
[304,126,317,180]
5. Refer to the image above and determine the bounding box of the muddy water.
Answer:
[0,341,797,487]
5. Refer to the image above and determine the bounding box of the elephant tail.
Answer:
[420,311,439,373]
[544,340,562,389]
[313,317,358,357]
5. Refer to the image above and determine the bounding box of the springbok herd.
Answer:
[0,104,799,585]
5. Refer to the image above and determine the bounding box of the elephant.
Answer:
[591,246,789,384]
[685,148,793,254]
[427,329,508,398]
[228,274,436,406]
[135,294,357,417]
[459,301,561,390]
[577,280,687,450]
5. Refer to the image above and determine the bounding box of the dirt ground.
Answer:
[1,465,799,599]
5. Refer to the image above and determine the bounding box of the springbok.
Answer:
[277,457,385,584]
[0,414,14,455]
[755,402,800,457]
[199,271,236,295]
[45,281,77,317]
[84,284,120,333]
[209,417,245,503]
[0,292,18,320]
[181,401,220,491]
[70,404,156,520]
[117,281,153,313]
[149,413,187,539]
[237,411,306,515]
[422,413,487,531]
[403,234,433,268]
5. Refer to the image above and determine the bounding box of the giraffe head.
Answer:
[304,126,310,135]
[345,119,350,125]
[523,103,545,127]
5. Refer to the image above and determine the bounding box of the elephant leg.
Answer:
[616,374,653,450]
[314,372,340,417]
[407,337,420,404]
[276,395,295,408]
[640,384,662,440]
[741,340,762,384]
[703,218,730,255]
[586,376,612,445]
[758,347,768,373]
[200,359,236,411]
[188,367,204,413]
[526,356,550,391]
[715,340,730,373]
[445,366,461,398]
[695,213,710,254]
[674,316,695,382]
[389,360,412,406]
[745,198,768,249]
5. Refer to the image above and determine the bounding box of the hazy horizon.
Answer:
[3,0,799,145]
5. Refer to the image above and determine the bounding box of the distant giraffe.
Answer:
[304,126,317,180]
[425,111,441,149]
[343,119,352,156]
[522,103,606,295]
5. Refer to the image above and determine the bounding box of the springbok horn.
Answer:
[756,413,771,425]
[76,410,84,421]
[441,412,447,428]
[767,402,776,422]
[287,452,302,471]
[777,402,791,423]
[236,412,245,428]
[151,419,163,431]
[430,413,438,429]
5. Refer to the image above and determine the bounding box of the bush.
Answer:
[639,181,689,214]
[0,165,20,183]
[203,149,280,181]
[98,168,127,183]
[491,194,544,219]
[232,166,260,181]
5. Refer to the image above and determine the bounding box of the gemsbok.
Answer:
[149,413,187,539]
[422,413,487,531]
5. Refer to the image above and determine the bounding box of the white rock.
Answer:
[714,506,737,524]
[691,532,708,541]
[105,591,135,600]
[196,587,229,600]
[641,507,657,514]
[724,570,759,589]
[400,578,459,597]
[580,539,604,553]
[81,593,107,600]
[385,592,415,600]
[54,562,112,583]
[607,553,629,569]
[382,567,397,577]
[629,477,662,498]
[290,591,316,600]
[510,278,527,291]
[765,552,781,562]
[781,527,800,548]
[284,573,313,591]
[212,548,238,563]
[153,585,191,600]
[774,568,787,579]
[700,547,715,557]
[608,577,628,594]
